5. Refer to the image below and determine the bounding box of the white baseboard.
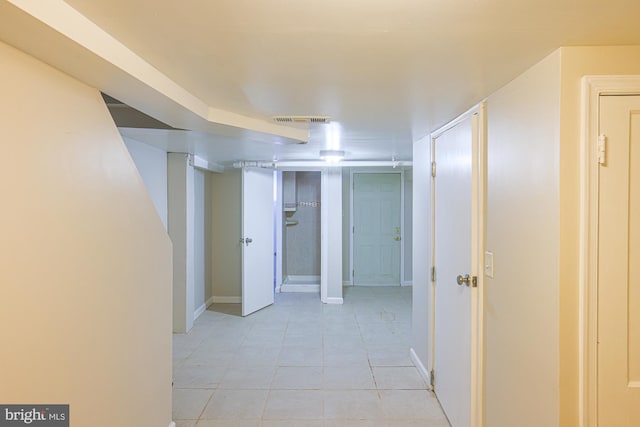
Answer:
[194,303,207,320]
[168,422,176,427]
[325,297,344,304]
[285,274,320,283]
[347,282,412,288]
[194,296,214,320]
[352,283,402,287]
[212,296,241,303]
[280,284,320,293]
[410,347,431,390]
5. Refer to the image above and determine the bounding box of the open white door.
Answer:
[432,110,482,427]
[242,167,274,316]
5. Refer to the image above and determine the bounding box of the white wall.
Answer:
[411,137,432,377]
[124,139,212,319]
[342,168,351,283]
[322,168,343,303]
[484,50,561,427]
[123,137,168,229]
[194,168,212,311]
[168,153,195,333]
[0,41,173,427]
[122,140,212,318]
[412,46,640,427]
[404,169,413,283]
[411,50,562,426]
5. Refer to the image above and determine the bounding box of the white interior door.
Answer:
[242,167,274,316]
[433,114,478,427]
[597,95,640,426]
[353,173,402,285]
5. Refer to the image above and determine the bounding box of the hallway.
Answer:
[172,287,449,426]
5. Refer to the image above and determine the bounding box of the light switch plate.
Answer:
[484,251,494,278]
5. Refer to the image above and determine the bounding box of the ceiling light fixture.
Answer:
[319,149,345,163]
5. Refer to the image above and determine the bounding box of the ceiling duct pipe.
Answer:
[232,160,412,169]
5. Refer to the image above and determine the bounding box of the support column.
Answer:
[321,168,343,304]
[168,153,195,333]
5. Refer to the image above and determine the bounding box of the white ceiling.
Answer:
[5,0,640,164]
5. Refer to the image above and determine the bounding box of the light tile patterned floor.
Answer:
[172,286,450,427]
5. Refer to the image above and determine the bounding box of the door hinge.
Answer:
[352,269,355,278]
[598,134,607,165]
[431,266,436,282]
[431,161,437,177]
[430,369,435,388]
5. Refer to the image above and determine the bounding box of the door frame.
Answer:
[580,75,640,427]
[274,167,329,299]
[349,169,406,286]
[430,102,486,427]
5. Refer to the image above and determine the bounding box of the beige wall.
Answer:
[210,169,242,299]
[484,50,562,427]
[557,45,640,427]
[0,41,173,427]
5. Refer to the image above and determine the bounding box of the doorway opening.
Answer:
[277,171,322,293]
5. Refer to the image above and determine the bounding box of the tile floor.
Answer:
[172,286,450,427]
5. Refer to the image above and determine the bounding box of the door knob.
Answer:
[244,237,253,246]
[456,274,477,287]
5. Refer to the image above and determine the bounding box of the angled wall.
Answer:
[123,136,168,230]
[0,41,173,427]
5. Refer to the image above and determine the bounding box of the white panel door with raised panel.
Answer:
[353,173,402,285]
[433,113,479,427]
[242,167,274,316]
[597,95,640,426]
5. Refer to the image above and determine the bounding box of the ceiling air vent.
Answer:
[272,115,331,124]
